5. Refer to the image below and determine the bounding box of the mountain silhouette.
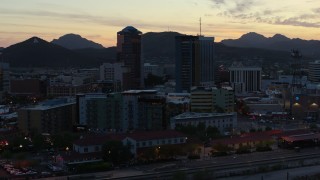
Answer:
[1,37,99,67]
[222,32,320,58]
[1,32,317,68]
[52,34,104,49]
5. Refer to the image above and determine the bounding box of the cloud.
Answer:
[0,8,199,35]
[274,17,320,28]
[211,0,225,5]
[313,8,320,13]
[208,0,320,29]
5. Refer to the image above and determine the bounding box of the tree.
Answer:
[52,132,79,149]
[206,126,220,139]
[103,141,132,165]
[211,143,233,156]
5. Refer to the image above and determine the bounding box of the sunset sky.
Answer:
[1,0,320,47]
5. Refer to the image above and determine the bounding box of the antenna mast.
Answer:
[199,17,202,36]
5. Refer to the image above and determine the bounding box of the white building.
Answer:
[171,112,237,133]
[229,61,262,94]
[72,130,187,156]
[99,63,124,84]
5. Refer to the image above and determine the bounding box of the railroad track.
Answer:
[93,151,320,180]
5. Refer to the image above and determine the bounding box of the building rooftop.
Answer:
[122,90,157,95]
[281,133,320,142]
[118,26,142,35]
[73,130,186,146]
[126,130,186,141]
[21,98,75,111]
[173,112,236,120]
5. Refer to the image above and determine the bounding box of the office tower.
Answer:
[175,36,215,92]
[308,60,320,82]
[229,61,262,94]
[117,26,142,90]
[0,62,9,102]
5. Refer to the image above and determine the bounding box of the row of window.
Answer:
[136,138,185,148]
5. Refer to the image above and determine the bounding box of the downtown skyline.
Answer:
[1,0,320,48]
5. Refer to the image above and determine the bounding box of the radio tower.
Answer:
[289,49,302,119]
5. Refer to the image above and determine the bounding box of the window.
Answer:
[142,141,146,146]
[161,140,165,144]
[180,138,184,143]
[136,142,140,147]
[84,147,88,153]
[149,141,152,146]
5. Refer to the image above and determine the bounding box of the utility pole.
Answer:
[199,17,202,36]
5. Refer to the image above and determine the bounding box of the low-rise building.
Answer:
[171,112,237,133]
[190,86,234,113]
[70,130,186,160]
[18,98,76,135]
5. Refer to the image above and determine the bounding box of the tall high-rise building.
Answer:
[229,61,262,94]
[0,62,9,102]
[308,60,320,83]
[77,93,108,130]
[175,36,215,92]
[117,26,142,90]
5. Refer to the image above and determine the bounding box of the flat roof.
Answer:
[173,112,236,120]
[281,133,320,142]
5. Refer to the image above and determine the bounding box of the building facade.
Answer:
[138,95,166,130]
[171,112,237,133]
[122,90,157,131]
[308,60,320,83]
[175,36,215,93]
[117,26,143,90]
[18,98,76,135]
[190,86,234,113]
[77,93,108,130]
[99,63,124,90]
[229,61,262,94]
[0,63,9,102]
[106,93,123,131]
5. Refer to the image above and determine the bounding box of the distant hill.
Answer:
[52,34,104,49]
[0,37,102,67]
[222,32,320,58]
[1,31,316,68]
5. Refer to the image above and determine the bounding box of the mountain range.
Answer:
[0,37,107,67]
[51,34,104,49]
[222,32,320,58]
[0,32,318,68]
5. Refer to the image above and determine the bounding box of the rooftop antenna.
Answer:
[199,17,202,36]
